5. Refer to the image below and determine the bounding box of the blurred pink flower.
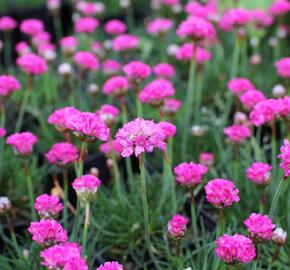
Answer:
[0,128,6,138]
[15,41,31,55]
[176,43,211,64]
[32,31,51,46]
[123,61,151,82]
[60,36,78,54]
[250,9,273,27]
[240,89,266,110]
[16,53,47,75]
[278,96,290,117]
[219,8,251,31]
[76,1,105,16]
[147,18,174,36]
[227,78,255,96]
[158,121,176,139]
[246,162,272,185]
[104,19,127,35]
[162,0,180,6]
[0,75,21,97]
[167,214,189,239]
[153,63,175,79]
[0,16,17,31]
[102,76,130,97]
[34,194,63,219]
[269,0,290,16]
[96,261,123,270]
[199,152,214,167]
[223,124,251,143]
[162,98,182,114]
[185,1,216,19]
[112,34,139,52]
[100,140,122,156]
[275,57,290,78]
[75,17,99,33]
[96,104,119,126]
[277,139,290,177]
[102,59,121,76]
[6,132,38,156]
[20,19,44,36]
[74,51,100,71]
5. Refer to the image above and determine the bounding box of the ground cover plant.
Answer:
[0,0,289,269]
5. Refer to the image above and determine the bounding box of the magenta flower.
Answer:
[185,1,216,19]
[34,194,63,219]
[275,57,290,79]
[174,162,208,188]
[104,19,127,35]
[244,213,275,242]
[269,0,290,16]
[123,61,151,82]
[16,53,47,75]
[96,261,123,270]
[246,162,272,185]
[223,124,251,143]
[0,16,17,31]
[227,78,255,96]
[74,51,100,71]
[6,132,38,156]
[158,121,176,139]
[112,34,139,52]
[32,31,51,47]
[60,36,78,54]
[240,89,266,110]
[277,139,290,177]
[15,41,31,55]
[205,179,240,208]
[176,43,212,64]
[76,1,105,16]
[0,75,21,97]
[162,98,182,114]
[0,127,6,138]
[99,140,122,157]
[74,17,99,33]
[219,8,251,31]
[199,152,214,167]
[167,214,189,239]
[115,118,167,157]
[20,19,44,36]
[215,234,256,265]
[96,104,119,127]
[103,76,130,97]
[153,63,175,79]
[278,96,290,118]
[250,9,273,27]
[147,18,174,36]
[102,59,121,76]
[28,219,68,246]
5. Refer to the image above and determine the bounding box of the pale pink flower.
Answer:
[102,59,121,76]
[223,124,251,143]
[162,0,179,6]
[20,19,44,36]
[0,128,6,138]
[246,162,272,185]
[174,162,208,188]
[0,75,21,97]
[74,51,100,71]
[34,194,63,219]
[219,8,251,31]
[104,19,127,35]
[16,53,47,75]
[76,1,105,16]
[250,9,273,27]
[269,0,290,16]
[244,213,275,241]
[47,0,60,11]
[6,132,38,156]
[158,121,176,139]
[215,234,256,265]
[99,140,122,156]
[91,41,105,57]
[28,219,68,246]
[205,179,240,208]
[153,63,175,79]
[0,16,17,31]
[102,76,130,97]
[185,1,216,19]
[96,104,119,126]
[123,61,151,82]
[275,57,290,78]
[227,78,255,96]
[96,261,123,270]
[277,139,290,177]
[167,214,189,239]
[278,96,290,117]
[199,152,214,167]
[32,31,51,46]
[115,118,167,157]
[162,98,182,114]
[15,41,31,55]
[147,18,174,36]
[60,36,78,54]
[195,46,212,64]
[112,34,139,52]
[63,257,89,270]
[176,43,211,64]
[75,17,99,33]
[240,90,266,110]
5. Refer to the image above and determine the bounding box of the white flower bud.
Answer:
[23,249,29,258]
[95,2,106,15]
[47,0,60,12]
[119,0,130,8]
[268,37,278,47]
[272,228,287,245]
[87,83,99,95]
[191,125,205,137]
[167,44,179,57]
[172,4,182,14]
[58,63,72,77]
[106,158,114,169]
[250,37,259,48]
[151,0,162,10]
[0,197,11,214]
[277,26,287,39]
[43,50,56,62]
[90,167,99,177]
[272,84,286,98]
[234,112,248,124]
[250,54,261,66]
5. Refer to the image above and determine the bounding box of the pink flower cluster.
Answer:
[223,124,251,143]
[0,128,6,138]
[205,179,240,208]
[123,61,151,82]
[246,162,272,185]
[158,121,176,139]
[74,51,100,71]
[20,19,44,36]
[100,140,122,156]
[75,17,99,33]
[0,75,21,97]
[102,59,121,76]
[103,76,130,97]
[176,43,212,64]
[227,78,255,96]
[250,9,273,27]
[147,18,174,36]
[219,8,251,31]
[167,214,189,239]
[96,261,123,270]
[97,104,119,126]
[277,139,290,177]
[240,89,266,110]
[16,53,47,75]
[275,57,290,78]
[199,152,214,167]
[269,0,290,16]
[0,16,17,31]
[6,132,38,156]
[34,194,63,219]
[104,19,127,35]
[162,98,182,114]
[153,63,175,79]
[185,1,216,19]
[60,36,78,54]
[112,34,139,52]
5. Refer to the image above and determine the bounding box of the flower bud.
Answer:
[234,112,248,125]
[87,83,99,95]
[119,0,130,8]
[272,84,285,98]
[250,54,261,66]
[171,4,182,14]
[23,249,29,258]
[167,44,179,57]
[277,26,287,39]
[250,37,259,48]
[58,63,72,77]
[0,196,11,214]
[90,167,99,177]
[272,228,287,245]
[191,125,205,137]
[106,158,114,170]
[103,39,113,50]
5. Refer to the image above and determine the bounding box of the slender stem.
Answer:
[216,208,225,238]
[269,176,287,217]
[4,32,11,70]
[15,89,30,132]
[175,239,182,268]
[271,123,277,177]
[190,189,198,243]
[194,68,204,120]
[82,201,90,257]
[259,188,265,214]
[226,265,231,270]
[6,214,21,256]
[0,103,6,182]
[63,170,68,229]
[271,247,280,263]
[53,12,63,42]
[133,83,143,117]
[252,244,259,270]
[71,199,80,241]
[231,35,241,78]
[78,142,87,177]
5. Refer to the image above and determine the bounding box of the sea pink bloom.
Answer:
[246,162,272,185]
[100,140,122,156]
[250,9,273,27]
[74,51,100,71]
[139,78,175,106]
[153,63,175,79]
[215,234,256,265]
[112,34,139,52]
[63,257,89,270]
[96,104,119,126]
[162,98,182,114]
[91,41,105,57]
[205,179,240,208]
[167,214,189,239]
[0,75,21,97]
[34,194,63,219]
[277,139,290,177]
[96,261,123,270]
[199,152,214,167]
[0,16,17,31]
[123,61,151,82]
[275,57,290,78]
[76,1,105,16]
[195,46,212,64]
[28,219,68,246]
[158,121,176,139]
[20,19,44,36]
[162,0,180,6]
[219,8,251,31]
[227,78,255,96]
[147,18,174,36]
[15,41,31,55]
[223,124,251,143]
[0,128,6,138]
[32,31,51,46]
[240,89,266,110]
[103,76,130,97]
[67,112,110,142]
[115,118,167,157]
[102,59,121,76]
[72,174,101,202]
[185,1,216,19]
[46,142,79,166]
[174,162,208,188]
[278,96,290,117]
[269,0,290,16]
[244,213,275,241]
[104,19,127,35]
[176,43,211,64]
[47,0,60,11]
[75,17,99,33]
[6,132,38,156]
[60,36,78,54]
[16,53,47,75]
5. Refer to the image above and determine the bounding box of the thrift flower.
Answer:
[74,17,99,33]
[16,53,47,75]
[96,104,119,127]
[102,76,130,97]
[60,36,78,54]
[6,132,38,156]
[147,18,174,36]
[219,8,251,31]
[272,228,287,245]
[104,19,127,35]
[96,261,123,270]
[0,75,21,97]
[167,214,189,239]
[240,89,266,110]
[123,61,151,82]
[277,139,290,177]
[99,140,122,157]
[0,127,6,138]
[269,0,290,16]
[223,124,251,143]
[275,57,290,79]
[158,121,176,139]
[199,152,214,167]
[20,19,44,36]
[102,59,121,76]
[162,98,182,114]
[227,78,255,96]
[246,162,272,185]
[153,63,175,79]
[112,34,139,52]
[0,197,11,214]
[74,51,100,71]
[34,194,63,219]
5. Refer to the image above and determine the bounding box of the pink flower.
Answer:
[115,118,167,157]
[34,194,63,219]
[91,41,105,57]
[167,214,189,239]
[215,234,256,265]
[96,104,119,126]
[240,89,266,110]
[162,98,182,114]
[195,46,212,64]
[250,9,273,27]
[227,78,255,96]
[104,19,127,35]
[174,162,208,188]
[102,76,130,97]
[275,57,290,78]
[102,59,121,76]
[76,1,105,16]
[0,75,21,97]
[74,17,99,33]
[32,31,51,46]
[223,124,251,143]
[96,261,123,270]
[60,36,78,54]
[219,8,251,31]
[64,257,89,270]
[6,132,38,156]
[176,43,211,64]
[185,2,216,19]
[15,41,31,55]
[47,0,60,11]
[74,51,100,71]
[139,78,175,106]
[244,213,275,241]
[67,112,110,142]
[246,162,272,185]
[147,18,174,36]
[199,152,214,167]
[20,19,44,36]
[72,174,101,202]
[100,140,122,156]
[0,16,17,31]
[205,179,240,208]
[158,121,176,139]
[153,63,175,79]
[162,0,180,6]
[123,61,151,82]
[112,34,139,52]
[269,0,290,16]
[277,139,290,177]
[28,219,68,246]
[278,96,290,117]
[46,142,79,166]
[16,53,47,75]
[0,128,6,138]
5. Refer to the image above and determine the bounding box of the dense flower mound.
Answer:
[250,9,273,27]
[240,89,266,110]
[34,194,63,219]
[103,76,130,97]
[158,121,176,139]
[174,162,208,188]
[223,124,251,143]
[147,18,174,36]
[0,75,21,97]
[123,61,151,82]
[227,78,255,96]
[104,19,127,35]
[167,214,189,239]
[199,152,214,167]
[74,51,100,71]
[6,132,38,156]
[76,1,105,16]
[215,234,256,265]
[244,213,275,241]
[219,8,251,31]
[246,162,272,185]
[20,18,44,36]
[115,118,167,157]
[96,261,123,270]
[153,63,175,79]
[277,139,290,177]
[28,219,68,246]
[46,142,79,166]
[97,104,119,126]
[74,17,99,33]
[275,57,290,78]
[0,16,17,31]
[16,53,47,75]
[112,34,139,52]
[205,179,240,208]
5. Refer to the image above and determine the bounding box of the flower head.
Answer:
[167,214,189,239]
[246,162,272,185]
[147,18,173,36]
[34,194,63,219]
[96,261,123,270]
[272,228,287,245]
[250,9,273,27]
[75,17,99,33]
[103,76,130,97]
[277,139,290,177]
[76,1,105,16]
[219,8,251,31]
[15,41,31,55]
[240,89,266,110]
[123,61,151,82]
[158,121,176,139]
[104,19,127,35]
[0,128,6,138]
[97,104,119,127]
[223,124,251,143]
[199,152,214,167]
[269,0,290,16]
[153,63,175,79]
[20,19,44,36]
[162,98,182,114]
[185,1,216,19]
[0,16,17,31]
[0,75,21,97]
[0,197,11,214]
[228,78,255,96]
[60,36,78,54]
[6,132,38,156]
[74,51,100,71]
[17,53,47,75]
[100,140,122,157]
[102,59,121,76]
[275,57,290,79]
[112,34,139,52]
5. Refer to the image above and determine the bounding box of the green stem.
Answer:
[4,32,11,70]
[71,199,80,241]
[135,93,143,117]
[231,34,241,78]
[23,162,36,221]
[63,170,68,229]
[252,244,259,270]
[53,12,63,42]
[269,176,287,217]
[82,202,90,257]
[194,69,204,120]
[271,123,277,178]
[15,89,30,132]
[259,188,265,214]
[190,189,198,243]
[78,142,87,177]
[6,214,21,256]
[0,103,6,182]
